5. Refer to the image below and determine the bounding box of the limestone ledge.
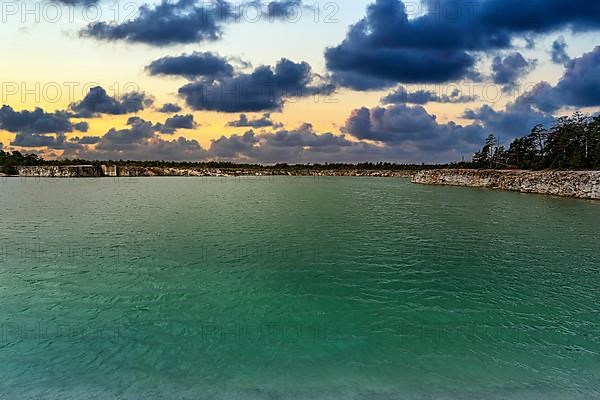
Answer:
[14,165,414,178]
[412,169,600,200]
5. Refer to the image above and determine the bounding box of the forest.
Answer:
[473,112,600,170]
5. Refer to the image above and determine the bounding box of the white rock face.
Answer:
[412,169,600,200]
[16,165,103,177]
[15,165,416,178]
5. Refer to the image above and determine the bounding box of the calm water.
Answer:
[1,177,599,399]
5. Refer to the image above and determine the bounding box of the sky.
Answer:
[1,0,599,164]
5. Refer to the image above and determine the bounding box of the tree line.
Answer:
[1,150,458,174]
[0,150,43,174]
[473,112,600,170]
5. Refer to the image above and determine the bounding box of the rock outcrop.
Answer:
[14,165,415,178]
[16,165,104,177]
[412,169,600,200]
[12,165,600,199]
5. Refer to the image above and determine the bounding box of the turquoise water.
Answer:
[1,177,599,399]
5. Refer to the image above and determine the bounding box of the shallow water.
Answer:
[1,177,599,399]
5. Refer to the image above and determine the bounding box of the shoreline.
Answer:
[6,165,600,200]
[412,169,600,200]
[11,165,416,178]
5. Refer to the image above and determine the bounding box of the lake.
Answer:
[1,177,599,399]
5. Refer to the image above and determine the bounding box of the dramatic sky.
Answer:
[1,0,599,163]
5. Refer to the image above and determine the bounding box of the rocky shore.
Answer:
[11,165,600,200]
[14,165,414,178]
[412,169,600,200]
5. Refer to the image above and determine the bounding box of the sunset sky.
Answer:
[1,0,599,163]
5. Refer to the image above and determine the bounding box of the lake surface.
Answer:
[1,176,599,399]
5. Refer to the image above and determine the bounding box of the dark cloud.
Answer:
[158,114,198,134]
[146,52,235,79]
[10,133,91,150]
[463,101,554,140]
[210,116,483,164]
[98,117,157,149]
[325,0,479,89]
[326,0,600,90]
[344,104,485,156]
[11,133,60,148]
[491,52,536,92]
[80,0,232,46]
[505,46,600,114]
[80,0,312,47]
[76,136,207,162]
[70,86,153,117]
[7,111,202,158]
[209,130,259,159]
[226,113,282,128]
[179,58,325,112]
[209,123,386,163]
[460,47,600,141]
[326,45,475,90]
[11,113,488,164]
[158,103,183,113]
[551,36,570,65]
[381,86,475,105]
[72,136,102,145]
[0,105,87,134]
[97,114,197,139]
[516,82,562,114]
[553,46,600,108]
[73,122,89,132]
[64,116,207,161]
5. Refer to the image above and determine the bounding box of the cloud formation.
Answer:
[552,46,600,108]
[81,0,231,46]
[146,52,235,79]
[381,86,475,105]
[178,58,326,112]
[10,133,93,150]
[498,46,600,115]
[343,104,485,157]
[551,36,570,65]
[158,114,198,134]
[157,103,183,114]
[64,116,207,161]
[0,105,87,134]
[226,113,282,128]
[326,0,600,90]
[70,86,153,117]
[209,123,388,163]
[462,45,600,140]
[463,101,553,140]
[491,53,536,92]
[80,0,307,46]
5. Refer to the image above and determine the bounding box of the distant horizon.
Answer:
[4,108,599,171]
